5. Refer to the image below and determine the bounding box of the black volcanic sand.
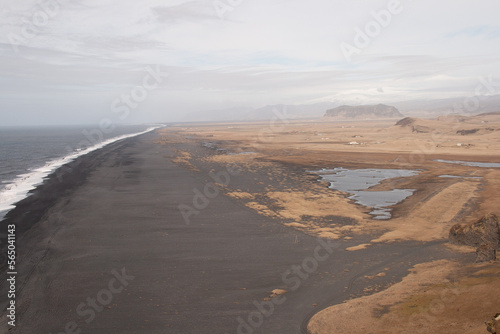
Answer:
[0,131,472,334]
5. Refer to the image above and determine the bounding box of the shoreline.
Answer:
[1,122,497,333]
[0,129,463,333]
[0,136,141,259]
[156,121,499,333]
[0,126,161,221]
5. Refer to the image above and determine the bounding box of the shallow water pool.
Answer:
[438,174,482,179]
[434,159,500,168]
[312,168,419,220]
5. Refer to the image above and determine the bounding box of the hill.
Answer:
[324,104,404,120]
[184,102,339,122]
[392,94,500,118]
[394,113,500,135]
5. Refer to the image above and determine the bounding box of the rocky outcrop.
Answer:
[449,214,500,262]
[456,128,496,135]
[485,313,500,334]
[324,104,404,120]
[476,244,497,263]
[395,117,432,133]
[456,128,480,135]
[395,117,415,126]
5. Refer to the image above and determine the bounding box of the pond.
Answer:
[312,168,419,220]
[434,159,500,168]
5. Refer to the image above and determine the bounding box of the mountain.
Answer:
[324,104,404,120]
[184,102,339,122]
[392,94,500,118]
[248,102,339,120]
[394,112,500,135]
[182,106,254,122]
[180,94,500,123]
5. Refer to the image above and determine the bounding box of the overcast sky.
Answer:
[0,0,499,125]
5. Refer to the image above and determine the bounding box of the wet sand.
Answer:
[0,130,467,334]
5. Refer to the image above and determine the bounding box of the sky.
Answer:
[0,0,499,126]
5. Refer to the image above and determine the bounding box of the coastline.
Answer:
[155,121,499,333]
[0,136,141,257]
[0,129,461,334]
[0,125,161,221]
[1,122,497,333]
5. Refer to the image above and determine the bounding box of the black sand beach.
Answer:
[0,131,469,333]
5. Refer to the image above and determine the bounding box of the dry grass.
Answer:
[309,260,500,334]
[155,118,500,334]
[156,118,499,244]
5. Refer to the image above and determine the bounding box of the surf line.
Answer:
[0,127,161,222]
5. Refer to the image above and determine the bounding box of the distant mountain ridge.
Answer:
[392,94,500,118]
[324,104,404,119]
[180,94,500,123]
[185,102,339,122]
[394,112,500,135]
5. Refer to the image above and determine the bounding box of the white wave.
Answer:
[0,126,162,219]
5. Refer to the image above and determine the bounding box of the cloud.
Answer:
[447,25,500,39]
[0,0,499,125]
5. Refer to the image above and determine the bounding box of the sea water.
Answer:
[0,124,162,220]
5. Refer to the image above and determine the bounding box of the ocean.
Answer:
[0,124,162,221]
